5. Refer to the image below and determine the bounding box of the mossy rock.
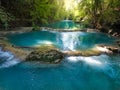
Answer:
[26,46,64,64]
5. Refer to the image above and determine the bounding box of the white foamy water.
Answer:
[0,47,20,68]
[66,54,118,78]
[59,32,82,50]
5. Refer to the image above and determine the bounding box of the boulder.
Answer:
[26,46,64,64]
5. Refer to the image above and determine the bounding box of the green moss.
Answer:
[26,45,64,64]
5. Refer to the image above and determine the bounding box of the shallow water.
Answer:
[1,27,120,90]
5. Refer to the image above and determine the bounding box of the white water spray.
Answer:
[66,54,117,78]
[0,47,20,68]
[59,32,81,50]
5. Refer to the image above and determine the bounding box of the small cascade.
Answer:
[0,47,20,68]
[58,32,81,50]
[66,54,117,78]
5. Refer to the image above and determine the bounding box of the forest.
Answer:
[0,0,120,30]
[0,1,120,90]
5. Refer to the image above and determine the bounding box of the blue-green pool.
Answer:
[0,30,120,90]
[0,54,120,90]
[7,30,115,50]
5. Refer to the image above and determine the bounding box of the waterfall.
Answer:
[57,32,83,51]
[0,47,20,68]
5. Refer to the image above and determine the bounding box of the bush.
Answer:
[0,6,14,29]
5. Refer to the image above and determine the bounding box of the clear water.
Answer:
[1,28,120,90]
[46,20,85,29]
[0,54,120,90]
[7,30,115,50]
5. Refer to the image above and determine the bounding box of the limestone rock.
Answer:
[26,46,64,64]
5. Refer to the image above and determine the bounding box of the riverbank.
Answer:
[0,27,97,36]
[0,26,119,38]
[0,27,33,36]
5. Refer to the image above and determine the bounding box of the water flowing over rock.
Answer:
[0,47,20,68]
[0,28,119,65]
[59,32,80,50]
[0,39,30,61]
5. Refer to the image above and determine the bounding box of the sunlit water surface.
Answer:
[7,30,115,50]
[0,29,120,90]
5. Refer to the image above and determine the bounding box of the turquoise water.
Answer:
[7,30,115,50]
[0,28,120,90]
[46,20,85,29]
[0,54,120,90]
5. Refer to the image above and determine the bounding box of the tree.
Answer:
[78,0,120,29]
[30,0,67,25]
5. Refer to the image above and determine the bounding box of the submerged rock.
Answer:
[26,46,64,64]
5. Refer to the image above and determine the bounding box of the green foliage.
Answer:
[0,6,14,29]
[78,0,120,29]
[30,0,67,25]
[1,0,119,29]
[1,0,32,19]
[32,22,39,31]
[1,0,69,27]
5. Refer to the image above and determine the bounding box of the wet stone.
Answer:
[26,46,64,64]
